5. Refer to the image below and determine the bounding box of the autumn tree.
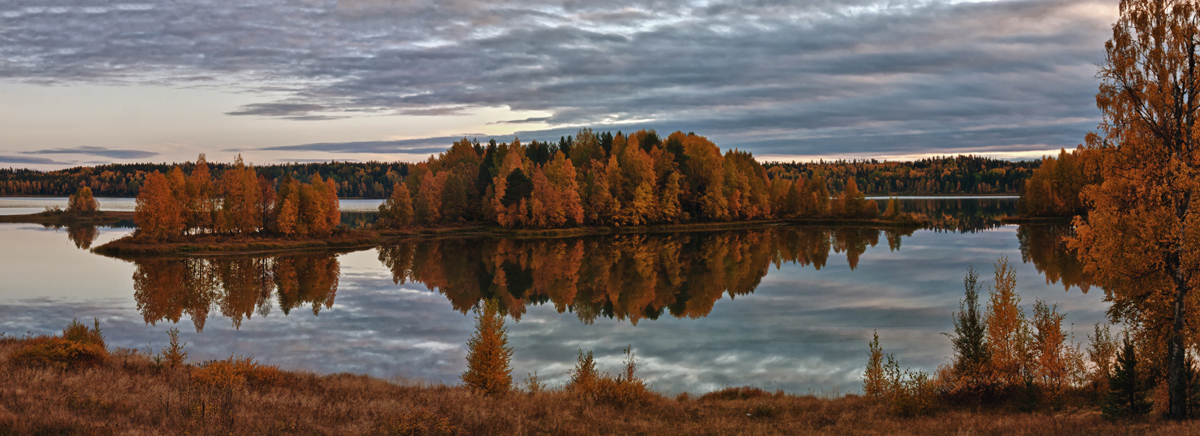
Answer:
[67,186,98,214]
[461,298,513,395]
[218,155,262,234]
[984,256,1029,391]
[1067,0,1200,419]
[186,154,216,233]
[864,331,888,397]
[135,171,185,241]
[378,181,414,228]
[1031,301,1080,402]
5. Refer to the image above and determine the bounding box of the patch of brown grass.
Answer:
[2,337,1200,435]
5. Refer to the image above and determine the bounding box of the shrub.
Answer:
[8,319,108,369]
[9,336,108,369]
[567,346,656,407]
[62,318,105,348]
[192,355,283,389]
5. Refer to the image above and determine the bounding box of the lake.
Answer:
[0,197,1103,395]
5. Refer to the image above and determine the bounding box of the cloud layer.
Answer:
[0,0,1115,158]
[23,146,157,159]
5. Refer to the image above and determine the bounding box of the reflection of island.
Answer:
[1017,223,1093,292]
[124,227,913,330]
[378,227,914,324]
[130,253,340,331]
[895,197,1018,233]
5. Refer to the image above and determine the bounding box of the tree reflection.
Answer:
[896,197,1018,233]
[66,224,99,249]
[131,253,340,331]
[377,227,915,324]
[1017,224,1093,292]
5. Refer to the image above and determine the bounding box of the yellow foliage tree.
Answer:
[67,186,98,214]
[984,256,1029,390]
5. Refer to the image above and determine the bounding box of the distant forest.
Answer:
[0,133,1038,199]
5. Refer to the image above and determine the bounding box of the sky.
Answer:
[0,0,1118,170]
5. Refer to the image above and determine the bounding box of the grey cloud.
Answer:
[0,0,1114,157]
[225,103,342,120]
[0,155,72,165]
[23,146,157,159]
[261,135,487,154]
[488,116,552,125]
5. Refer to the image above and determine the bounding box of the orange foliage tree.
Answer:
[378,181,414,228]
[134,171,185,241]
[461,298,513,395]
[1067,0,1200,419]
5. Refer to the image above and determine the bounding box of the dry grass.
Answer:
[2,338,1200,435]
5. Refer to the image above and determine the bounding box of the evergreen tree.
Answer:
[1103,335,1152,419]
[950,267,989,376]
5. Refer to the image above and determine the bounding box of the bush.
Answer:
[567,346,657,407]
[8,336,108,369]
[8,319,108,369]
[61,318,105,348]
[192,355,283,389]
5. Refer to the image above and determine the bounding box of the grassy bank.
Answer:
[2,335,1198,435]
[0,210,133,226]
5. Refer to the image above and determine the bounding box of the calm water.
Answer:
[0,197,1104,394]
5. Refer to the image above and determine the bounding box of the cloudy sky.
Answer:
[0,0,1116,170]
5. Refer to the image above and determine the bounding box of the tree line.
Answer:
[1016,146,1104,217]
[133,155,341,240]
[1,142,1039,202]
[765,155,1038,196]
[1,160,409,199]
[376,129,904,229]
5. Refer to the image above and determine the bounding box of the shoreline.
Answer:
[92,218,928,257]
[0,210,134,226]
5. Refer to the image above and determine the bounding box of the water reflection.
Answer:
[43,221,135,250]
[130,253,340,331]
[890,197,1017,233]
[124,227,916,329]
[1017,223,1093,292]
